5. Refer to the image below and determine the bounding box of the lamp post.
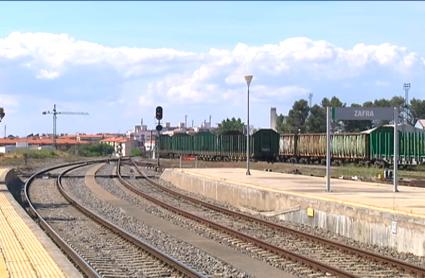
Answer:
[244,75,253,175]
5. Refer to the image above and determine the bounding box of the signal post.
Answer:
[155,106,163,171]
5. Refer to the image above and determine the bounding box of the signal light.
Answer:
[155,106,163,120]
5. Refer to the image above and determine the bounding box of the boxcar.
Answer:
[159,135,172,157]
[367,125,425,164]
[279,134,296,159]
[218,131,246,160]
[279,132,368,162]
[333,133,368,160]
[193,131,217,159]
[252,129,280,161]
[171,133,193,155]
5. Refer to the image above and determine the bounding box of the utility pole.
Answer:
[42,104,89,149]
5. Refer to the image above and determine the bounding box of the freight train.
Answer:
[159,125,425,166]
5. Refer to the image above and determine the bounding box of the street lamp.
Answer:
[244,75,253,175]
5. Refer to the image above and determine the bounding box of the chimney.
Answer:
[270,107,277,131]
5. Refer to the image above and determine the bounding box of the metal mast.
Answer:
[42,104,89,149]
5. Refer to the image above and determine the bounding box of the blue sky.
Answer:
[0,2,425,136]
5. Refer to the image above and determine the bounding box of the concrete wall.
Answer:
[161,169,425,256]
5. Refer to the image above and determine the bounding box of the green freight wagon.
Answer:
[171,133,193,155]
[367,125,425,164]
[218,131,246,160]
[252,129,279,161]
[159,135,172,157]
[193,131,217,159]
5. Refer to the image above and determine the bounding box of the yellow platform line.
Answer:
[0,193,65,278]
[0,248,8,278]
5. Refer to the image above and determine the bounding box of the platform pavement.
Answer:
[0,168,81,278]
[162,167,425,256]
[172,168,425,218]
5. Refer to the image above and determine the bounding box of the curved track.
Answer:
[24,159,204,278]
[118,158,425,278]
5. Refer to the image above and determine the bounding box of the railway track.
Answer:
[24,159,204,278]
[117,158,425,278]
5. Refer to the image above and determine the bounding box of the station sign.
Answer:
[332,107,394,121]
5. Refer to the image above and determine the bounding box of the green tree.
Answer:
[217,117,245,134]
[321,96,345,108]
[276,114,289,133]
[411,98,425,122]
[77,143,114,157]
[130,148,142,157]
[303,96,346,133]
[305,104,326,132]
[285,99,310,133]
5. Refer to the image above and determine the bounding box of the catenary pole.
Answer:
[393,107,399,192]
[326,106,331,192]
[244,75,253,175]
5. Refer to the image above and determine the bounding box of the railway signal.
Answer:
[0,107,4,122]
[42,104,89,149]
[154,106,163,170]
[156,106,163,120]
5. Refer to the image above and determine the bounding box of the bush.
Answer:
[15,149,58,159]
[76,143,114,157]
[130,148,142,157]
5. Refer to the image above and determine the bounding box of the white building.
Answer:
[415,119,425,130]
[100,137,136,157]
[0,145,15,154]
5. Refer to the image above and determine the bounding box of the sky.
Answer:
[1,1,425,136]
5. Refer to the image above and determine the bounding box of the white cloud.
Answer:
[1,32,425,134]
[0,94,19,107]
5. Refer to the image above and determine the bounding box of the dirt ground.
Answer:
[149,157,425,188]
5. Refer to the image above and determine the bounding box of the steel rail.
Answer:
[118,159,355,278]
[24,160,103,278]
[129,159,425,277]
[58,162,205,278]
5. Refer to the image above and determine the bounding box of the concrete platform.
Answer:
[162,168,425,257]
[0,168,81,278]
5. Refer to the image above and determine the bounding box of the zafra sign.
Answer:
[332,107,394,121]
[326,106,399,193]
